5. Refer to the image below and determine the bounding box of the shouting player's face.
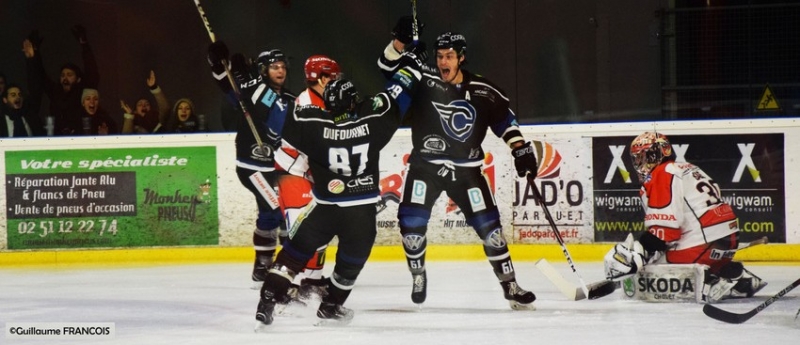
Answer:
[267,62,287,88]
[436,49,464,84]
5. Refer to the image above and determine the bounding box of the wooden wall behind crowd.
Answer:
[0,0,664,130]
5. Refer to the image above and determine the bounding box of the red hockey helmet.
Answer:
[304,55,340,82]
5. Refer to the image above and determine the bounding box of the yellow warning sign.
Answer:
[756,84,780,111]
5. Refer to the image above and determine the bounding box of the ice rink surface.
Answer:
[2,261,799,345]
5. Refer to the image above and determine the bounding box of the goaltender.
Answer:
[604,132,767,303]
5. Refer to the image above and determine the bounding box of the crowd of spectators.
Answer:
[1,25,207,138]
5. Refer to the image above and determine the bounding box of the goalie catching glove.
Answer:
[604,233,649,280]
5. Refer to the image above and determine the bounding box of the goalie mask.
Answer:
[630,132,672,181]
[323,78,360,116]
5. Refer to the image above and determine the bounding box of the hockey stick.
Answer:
[527,174,616,300]
[535,258,618,301]
[410,0,419,44]
[703,277,800,324]
[192,0,266,152]
[738,236,768,250]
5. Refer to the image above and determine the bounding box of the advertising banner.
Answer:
[5,147,219,249]
[592,134,785,243]
[511,138,595,243]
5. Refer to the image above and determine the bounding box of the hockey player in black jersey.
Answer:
[378,23,540,310]
[207,41,297,290]
[255,70,418,328]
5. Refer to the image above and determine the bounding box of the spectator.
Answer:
[121,70,169,134]
[2,83,45,137]
[164,98,199,133]
[25,26,99,136]
[80,88,118,135]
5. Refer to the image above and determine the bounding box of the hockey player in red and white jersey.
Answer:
[604,132,767,302]
[274,55,342,299]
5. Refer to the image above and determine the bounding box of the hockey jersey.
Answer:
[211,68,296,171]
[640,161,739,251]
[274,88,325,177]
[378,43,524,166]
[280,72,417,206]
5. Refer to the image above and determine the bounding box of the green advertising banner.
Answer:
[4,147,219,249]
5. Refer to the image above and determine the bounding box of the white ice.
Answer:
[1,261,799,345]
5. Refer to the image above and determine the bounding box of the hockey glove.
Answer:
[512,141,539,178]
[603,233,646,280]
[392,15,425,45]
[71,25,87,44]
[207,41,230,69]
[230,53,257,92]
[406,41,428,63]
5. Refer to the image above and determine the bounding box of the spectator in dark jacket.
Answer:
[25,25,99,136]
[2,83,45,137]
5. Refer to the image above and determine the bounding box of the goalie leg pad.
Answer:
[621,263,707,303]
[704,263,767,302]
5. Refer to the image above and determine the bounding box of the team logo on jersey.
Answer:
[328,179,345,194]
[251,143,272,160]
[432,100,476,142]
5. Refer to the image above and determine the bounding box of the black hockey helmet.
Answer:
[257,49,287,76]
[435,32,467,57]
[323,78,360,115]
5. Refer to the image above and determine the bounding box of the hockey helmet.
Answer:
[257,49,287,76]
[630,132,672,181]
[435,32,467,57]
[323,78,360,115]
[304,55,341,82]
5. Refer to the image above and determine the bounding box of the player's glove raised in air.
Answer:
[603,233,647,280]
[512,141,539,178]
[229,53,257,91]
[406,41,428,63]
[392,15,425,45]
[207,41,230,78]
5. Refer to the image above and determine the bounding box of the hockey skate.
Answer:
[254,298,276,331]
[251,255,271,290]
[315,302,354,326]
[411,271,427,305]
[274,285,307,316]
[501,280,536,310]
[298,277,329,300]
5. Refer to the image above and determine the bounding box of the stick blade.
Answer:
[587,280,617,300]
[535,258,584,301]
[702,304,753,324]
